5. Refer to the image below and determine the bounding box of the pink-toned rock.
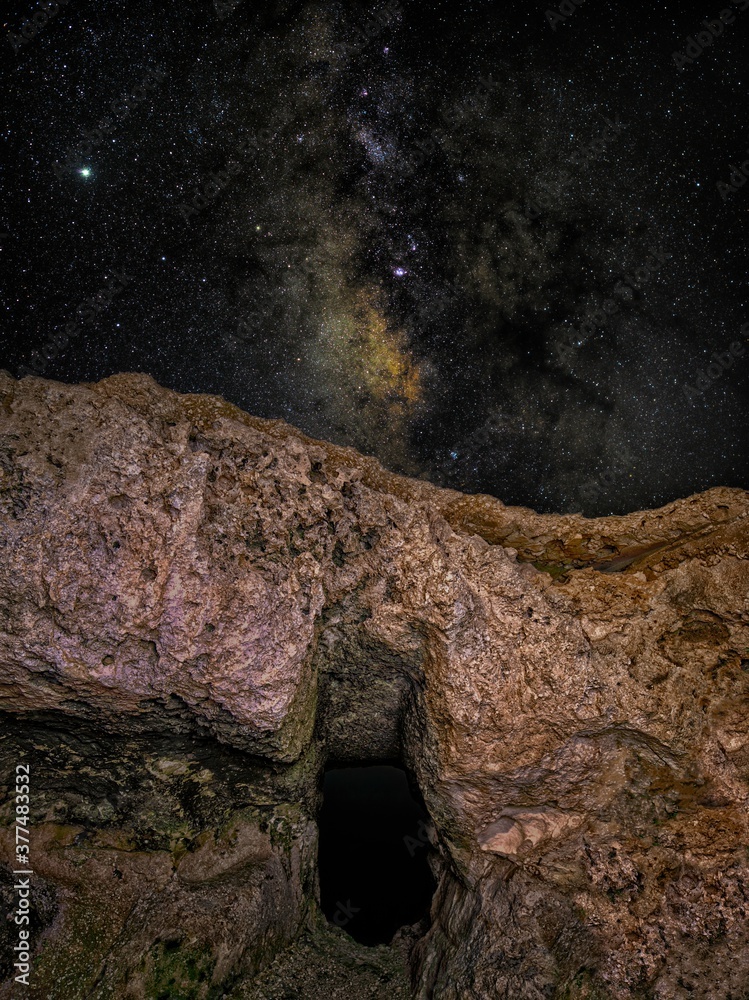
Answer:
[479,807,583,857]
[0,370,747,1000]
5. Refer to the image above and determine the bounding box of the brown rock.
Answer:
[0,370,747,999]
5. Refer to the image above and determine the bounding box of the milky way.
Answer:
[2,0,747,514]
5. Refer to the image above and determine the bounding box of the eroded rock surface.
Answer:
[0,370,747,999]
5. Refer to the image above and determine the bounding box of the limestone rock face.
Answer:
[0,370,748,999]
[478,807,584,858]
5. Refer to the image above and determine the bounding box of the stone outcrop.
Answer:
[0,370,747,999]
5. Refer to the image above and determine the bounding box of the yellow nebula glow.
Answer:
[347,289,422,406]
[316,284,424,471]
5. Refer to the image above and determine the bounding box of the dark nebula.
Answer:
[2,0,747,514]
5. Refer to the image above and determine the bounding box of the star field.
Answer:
[1,0,747,514]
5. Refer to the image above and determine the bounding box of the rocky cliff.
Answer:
[0,371,747,999]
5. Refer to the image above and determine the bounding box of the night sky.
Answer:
[2,0,747,515]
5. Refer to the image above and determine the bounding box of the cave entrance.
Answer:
[318,763,436,946]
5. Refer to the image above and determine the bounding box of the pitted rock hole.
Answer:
[318,763,436,946]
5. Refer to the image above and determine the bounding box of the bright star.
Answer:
[79,167,91,178]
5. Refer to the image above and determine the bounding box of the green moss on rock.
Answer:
[141,940,217,1000]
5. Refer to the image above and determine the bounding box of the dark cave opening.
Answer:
[318,762,436,946]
